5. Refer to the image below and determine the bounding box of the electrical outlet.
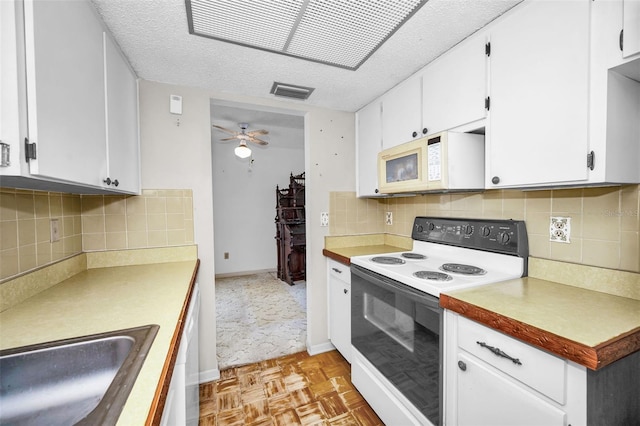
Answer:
[549,217,571,243]
[50,218,60,242]
[320,212,329,227]
[385,212,393,225]
[224,252,229,259]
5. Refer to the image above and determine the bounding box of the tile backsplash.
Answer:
[0,188,194,282]
[330,185,640,273]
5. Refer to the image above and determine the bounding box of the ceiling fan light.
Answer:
[234,143,252,158]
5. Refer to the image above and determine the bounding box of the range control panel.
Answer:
[411,217,528,257]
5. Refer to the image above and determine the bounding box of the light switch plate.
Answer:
[320,212,329,227]
[50,218,60,242]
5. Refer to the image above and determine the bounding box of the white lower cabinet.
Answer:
[327,258,351,362]
[444,311,586,426]
[445,311,640,426]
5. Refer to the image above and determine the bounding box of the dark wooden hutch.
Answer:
[275,173,306,285]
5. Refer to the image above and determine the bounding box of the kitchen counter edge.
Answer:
[440,277,640,371]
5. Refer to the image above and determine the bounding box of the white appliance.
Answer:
[350,217,528,426]
[161,283,200,426]
[377,131,484,194]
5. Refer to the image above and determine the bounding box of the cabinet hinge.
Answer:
[485,96,491,111]
[587,150,595,170]
[24,138,36,162]
[485,42,491,57]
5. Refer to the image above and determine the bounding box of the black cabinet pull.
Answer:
[332,268,342,274]
[458,360,467,371]
[343,289,348,294]
[412,131,418,138]
[620,29,624,52]
[422,127,428,135]
[491,176,500,185]
[477,341,522,365]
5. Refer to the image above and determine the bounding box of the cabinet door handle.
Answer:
[332,267,342,274]
[458,360,467,371]
[343,289,348,294]
[476,341,522,365]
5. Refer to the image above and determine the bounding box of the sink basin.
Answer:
[0,324,159,425]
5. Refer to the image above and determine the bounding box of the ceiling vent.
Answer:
[270,82,315,100]
[186,0,428,70]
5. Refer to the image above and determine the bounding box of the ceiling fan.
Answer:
[213,122,269,158]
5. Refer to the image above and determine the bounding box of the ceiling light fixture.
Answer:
[186,0,428,70]
[234,141,252,159]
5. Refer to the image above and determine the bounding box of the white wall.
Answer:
[138,79,355,379]
[211,123,304,276]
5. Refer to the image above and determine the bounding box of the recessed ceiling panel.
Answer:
[186,0,427,70]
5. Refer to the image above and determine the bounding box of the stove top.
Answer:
[350,217,528,297]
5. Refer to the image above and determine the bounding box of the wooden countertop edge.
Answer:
[145,259,200,426]
[322,249,350,265]
[440,293,640,371]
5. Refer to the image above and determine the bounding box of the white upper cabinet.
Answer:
[486,0,591,188]
[104,33,140,194]
[356,100,383,197]
[623,0,640,57]
[422,30,488,136]
[381,74,424,149]
[0,0,140,194]
[24,0,107,186]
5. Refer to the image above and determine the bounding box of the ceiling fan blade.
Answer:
[246,129,269,136]
[212,124,238,135]
[249,137,269,146]
[219,137,237,141]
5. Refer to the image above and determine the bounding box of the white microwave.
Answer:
[377,131,485,194]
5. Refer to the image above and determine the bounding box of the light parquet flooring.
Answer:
[199,350,383,426]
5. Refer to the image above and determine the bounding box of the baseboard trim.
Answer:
[307,340,336,356]
[215,269,277,279]
[199,368,220,384]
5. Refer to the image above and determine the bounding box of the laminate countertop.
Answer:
[0,250,199,425]
[440,277,640,370]
[323,245,408,265]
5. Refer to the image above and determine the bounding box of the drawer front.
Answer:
[457,316,566,404]
[328,258,351,284]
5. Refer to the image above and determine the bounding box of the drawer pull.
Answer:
[458,360,467,371]
[332,268,342,274]
[477,341,522,365]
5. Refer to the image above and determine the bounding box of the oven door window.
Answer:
[352,265,442,425]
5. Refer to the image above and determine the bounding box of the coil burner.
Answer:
[440,263,487,275]
[413,270,453,282]
[371,256,405,265]
[401,252,427,260]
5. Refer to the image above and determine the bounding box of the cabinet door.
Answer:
[24,0,107,186]
[104,33,140,194]
[381,75,423,149]
[328,261,351,362]
[456,353,566,426]
[356,100,382,197]
[487,1,590,188]
[422,32,487,136]
[623,0,640,57]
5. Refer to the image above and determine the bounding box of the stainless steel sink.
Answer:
[0,324,159,425]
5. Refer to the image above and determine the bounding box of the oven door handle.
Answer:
[351,264,441,310]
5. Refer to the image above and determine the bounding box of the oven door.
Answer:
[351,264,442,425]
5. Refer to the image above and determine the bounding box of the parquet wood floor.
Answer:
[199,350,384,426]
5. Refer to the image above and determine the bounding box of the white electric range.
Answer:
[349,216,529,426]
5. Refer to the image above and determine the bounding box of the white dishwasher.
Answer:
[162,283,200,426]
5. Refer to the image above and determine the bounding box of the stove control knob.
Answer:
[462,224,474,235]
[416,225,424,233]
[480,226,491,237]
[498,231,511,245]
[428,222,435,231]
